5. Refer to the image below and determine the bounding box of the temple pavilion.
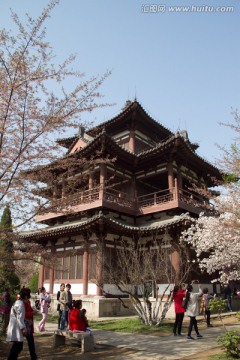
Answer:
[21,100,222,297]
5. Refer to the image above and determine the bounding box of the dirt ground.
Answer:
[0,316,237,360]
[0,338,224,360]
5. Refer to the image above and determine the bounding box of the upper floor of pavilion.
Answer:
[31,100,222,224]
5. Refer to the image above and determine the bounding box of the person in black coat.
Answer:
[57,283,65,329]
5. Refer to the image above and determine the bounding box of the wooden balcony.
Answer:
[36,185,209,223]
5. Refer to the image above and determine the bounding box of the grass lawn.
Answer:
[35,313,173,335]
[90,317,173,335]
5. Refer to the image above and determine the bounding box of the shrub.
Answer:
[236,312,240,322]
[217,330,240,359]
[28,273,39,293]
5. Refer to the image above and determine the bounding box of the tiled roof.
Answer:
[69,131,221,175]
[56,136,78,149]
[20,213,192,240]
[86,99,172,137]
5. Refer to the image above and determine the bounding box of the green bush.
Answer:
[217,330,240,359]
[236,312,240,322]
[28,273,39,293]
[208,297,227,313]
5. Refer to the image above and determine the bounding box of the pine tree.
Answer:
[0,205,20,292]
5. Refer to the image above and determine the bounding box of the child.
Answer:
[81,308,91,334]
[200,288,214,327]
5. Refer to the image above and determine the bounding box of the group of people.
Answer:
[56,283,90,332]
[2,280,238,358]
[3,284,90,359]
[5,287,39,360]
[172,281,214,340]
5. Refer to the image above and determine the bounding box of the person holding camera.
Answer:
[172,284,187,336]
[185,281,203,340]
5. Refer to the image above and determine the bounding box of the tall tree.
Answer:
[0,205,20,291]
[181,114,240,283]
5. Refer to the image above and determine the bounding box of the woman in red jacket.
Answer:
[69,300,87,332]
[172,284,186,336]
[24,288,39,360]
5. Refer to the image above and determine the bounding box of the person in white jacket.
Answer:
[6,288,28,359]
[185,282,203,340]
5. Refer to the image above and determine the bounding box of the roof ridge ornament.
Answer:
[122,100,132,111]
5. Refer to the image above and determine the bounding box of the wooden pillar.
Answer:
[174,178,179,201]
[129,129,135,153]
[82,250,89,295]
[95,230,105,297]
[49,241,55,294]
[96,248,103,296]
[38,261,44,288]
[177,165,182,190]
[167,162,174,190]
[89,171,94,190]
[49,267,54,294]
[99,164,106,199]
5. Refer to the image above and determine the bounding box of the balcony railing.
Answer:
[37,184,209,222]
[138,189,174,208]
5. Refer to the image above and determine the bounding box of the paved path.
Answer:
[92,325,240,359]
[44,319,240,360]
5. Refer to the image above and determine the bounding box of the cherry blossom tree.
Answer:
[0,0,110,228]
[94,236,192,326]
[0,0,110,281]
[181,114,240,283]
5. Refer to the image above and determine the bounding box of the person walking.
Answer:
[224,284,232,312]
[57,283,65,329]
[38,287,49,332]
[200,288,214,327]
[6,288,28,359]
[24,288,39,360]
[172,284,186,336]
[185,282,203,340]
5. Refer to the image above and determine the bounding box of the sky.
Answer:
[0,0,239,165]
